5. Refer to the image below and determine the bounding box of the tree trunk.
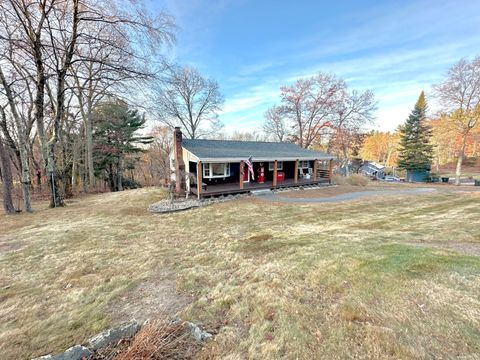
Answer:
[0,67,33,212]
[385,150,392,167]
[36,170,42,188]
[71,139,78,193]
[0,138,15,214]
[455,136,468,186]
[108,164,115,191]
[19,142,33,212]
[117,155,124,191]
[34,46,48,175]
[47,155,63,207]
[342,144,350,177]
[85,109,95,188]
[47,75,65,207]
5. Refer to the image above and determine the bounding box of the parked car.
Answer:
[382,176,401,182]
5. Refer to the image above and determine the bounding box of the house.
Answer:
[171,127,335,198]
[359,161,385,180]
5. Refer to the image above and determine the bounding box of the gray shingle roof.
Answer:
[182,139,334,161]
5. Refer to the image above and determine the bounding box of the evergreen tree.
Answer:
[93,99,152,191]
[397,92,434,173]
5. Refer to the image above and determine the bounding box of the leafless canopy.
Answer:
[263,105,286,142]
[155,66,224,139]
[0,0,175,209]
[264,72,376,152]
[434,56,480,132]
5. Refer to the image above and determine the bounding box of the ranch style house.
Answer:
[172,127,335,198]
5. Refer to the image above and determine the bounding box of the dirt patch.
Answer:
[0,235,26,254]
[108,272,193,324]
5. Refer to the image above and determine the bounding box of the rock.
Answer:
[186,322,212,342]
[148,199,201,213]
[32,345,93,360]
[88,321,141,350]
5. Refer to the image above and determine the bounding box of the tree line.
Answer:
[359,56,480,185]
[0,0,175,213]
[0,1,479,214]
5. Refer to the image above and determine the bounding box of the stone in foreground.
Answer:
[32,345,93,360]
[88,321,141,350]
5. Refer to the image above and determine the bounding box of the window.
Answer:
[203,163,230,178]
[268,161,283,171]
[299,160,310,169]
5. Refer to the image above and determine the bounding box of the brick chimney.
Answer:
[173,127,185,194]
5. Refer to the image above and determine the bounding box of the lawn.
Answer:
[1,186,479,359]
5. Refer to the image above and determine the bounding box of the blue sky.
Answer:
[150,0,480,133]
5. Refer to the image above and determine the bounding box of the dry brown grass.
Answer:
[112,319,199,360]
[332,173,370,186]
[1,186,480,359]
[279,184,387,198]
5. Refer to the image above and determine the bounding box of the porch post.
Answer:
[313,159,318,182]
[294,159,299,184]
[240,160,244,190]
[273,160,278,187]
[328,159,333,184]
[197,161,202,199]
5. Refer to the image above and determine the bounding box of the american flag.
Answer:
[245,156,255,180]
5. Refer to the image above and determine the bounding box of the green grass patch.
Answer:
[1,187,479,359]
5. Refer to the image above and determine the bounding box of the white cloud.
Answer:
[158,0,480,134]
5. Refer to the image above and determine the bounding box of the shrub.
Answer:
[346,174,369,186]
[332,174,347,185]
[333,173,369,186]
[113,318,200,360]
[122,177,141,189]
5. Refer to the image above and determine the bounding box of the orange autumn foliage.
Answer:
[359,131,400,167]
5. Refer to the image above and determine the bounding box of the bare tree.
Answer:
[146,125,172,185]
[0,135,15,214]
[334,89,376,175]
[268,72,375,160]
[263,105,287,142]
[279,73,345,148]
[0,67,33,212]
[156,66,224,139]
[227,130,267,141]
[70,8,174,189]
[434,56,480,185]
[1,0,175,208]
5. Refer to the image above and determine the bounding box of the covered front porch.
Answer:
[190,159,333,198]
[191,177,329,197]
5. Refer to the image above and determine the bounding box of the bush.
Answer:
[332,174,347,185]
[113,318,200,360]
[346,174,369,186]
[332,174,369,186]
[122,177,141,189]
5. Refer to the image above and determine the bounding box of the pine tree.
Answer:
[93,99,153,191]
[397,92,434,173]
